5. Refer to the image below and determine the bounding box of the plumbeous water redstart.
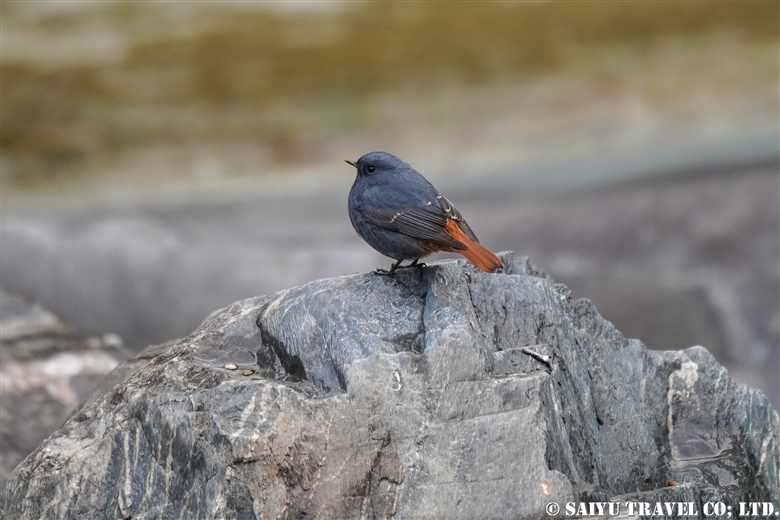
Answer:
[346,151,503,276]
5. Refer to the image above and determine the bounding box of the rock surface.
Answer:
[0,289,129,492]
[3,255,778,519]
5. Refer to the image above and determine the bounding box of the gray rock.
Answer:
[3,255,777,519]
[0,288,68,341]
[0,289,130,493]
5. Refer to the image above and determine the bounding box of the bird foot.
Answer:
[372,259,426,277]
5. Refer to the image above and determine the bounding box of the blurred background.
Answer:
[1,2,778,479]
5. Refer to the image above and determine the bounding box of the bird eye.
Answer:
[366,165,376,173]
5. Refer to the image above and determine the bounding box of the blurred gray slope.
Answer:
[3,255,778,519]
[0,289,129,492]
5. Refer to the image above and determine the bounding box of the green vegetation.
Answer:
[2,2,777,188]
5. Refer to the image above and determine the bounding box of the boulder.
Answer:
[3,255,777,519]
[0,289,129,492]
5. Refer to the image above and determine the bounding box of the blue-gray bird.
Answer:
[346,151,502,276]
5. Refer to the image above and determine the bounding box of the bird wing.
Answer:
[434,195,480,244]
[367,196,478,250]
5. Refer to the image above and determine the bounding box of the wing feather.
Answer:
[436,195,479,243]
[368,203,466,250]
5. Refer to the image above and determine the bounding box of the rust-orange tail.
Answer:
[444,220,503,273]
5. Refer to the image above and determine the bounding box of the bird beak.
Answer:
[345,160,357,168]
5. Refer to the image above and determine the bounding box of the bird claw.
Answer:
[372,260,426,277]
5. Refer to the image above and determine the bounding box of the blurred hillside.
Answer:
[2,2,777,201]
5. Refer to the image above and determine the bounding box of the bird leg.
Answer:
[408,258,427,270]
[374,258,427,277]
[387,259,404,277]
[373,258,405,276]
